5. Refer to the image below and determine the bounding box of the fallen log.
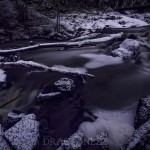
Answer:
[69,33,101,42]
[101,25,150,34]
[0,33,124,55]
[0,60,94,79]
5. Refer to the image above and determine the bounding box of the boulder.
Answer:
[0,124,11,150]
[122,119,150,150]
[6,111,25,129]
[54,78,75,93]
[134,96,150,129]
[5,114,40,150]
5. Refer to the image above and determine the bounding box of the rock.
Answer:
[121,119,150,150]
[0,124,11,150]
[0,29,5,34]
[54,78,75,92]
[134,96,150,129]
[58,130,84,150]
[128,34,137,40]
[111,47,132,59]
[6,111,25,129]
[120,39,141,51]
[29,41,35,45]
[5,114,40,150]
[37,92,61,103]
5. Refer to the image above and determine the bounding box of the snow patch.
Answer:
[51,65,87,74]
[80,104,136,149]
[0,69,6,82]
[79,118,134,150]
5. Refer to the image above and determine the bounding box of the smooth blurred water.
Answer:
[1,41,150,116]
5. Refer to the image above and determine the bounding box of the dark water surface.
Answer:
[20,45,150,110]
[1,41,150,114]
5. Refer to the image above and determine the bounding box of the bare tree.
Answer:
[54,0,61,33]
[14,0,29,22]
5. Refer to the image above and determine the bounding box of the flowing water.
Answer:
[0,40,150,126]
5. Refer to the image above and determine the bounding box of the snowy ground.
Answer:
[60,11,149,36]
[79,104,137,150]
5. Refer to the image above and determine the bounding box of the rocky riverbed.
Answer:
[0,3,150,149]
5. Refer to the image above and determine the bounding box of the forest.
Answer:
[0,0,150,150]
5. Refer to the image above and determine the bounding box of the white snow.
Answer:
[54,78,75,92]
[61,12,148,34]
[5,114,39,150]
[80,118,134,150]
[127,13,150,24]
[38,92,61,101]
[0,60,49,70]
[0,69,6,82]
[80,54,122,69]
[0,61,93,78]
[79,104,137,150]
[7,111,25,119]
[51,65,87,74]
[77,32,123,47]
[112,47,132,58]
[120,39,141,51]
[111,39,142,58]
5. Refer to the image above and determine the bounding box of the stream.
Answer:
[1,40,150,112]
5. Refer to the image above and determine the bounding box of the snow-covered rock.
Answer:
[0,124,11,150]
[112,47,132,59]
[121,119,150,150]
[58,130,84,150]
[111,39,141,59]
[5,114,40,150]
[120,39,141,51]
[6,111,25,128]
[54,78,75,92]
[134,96,150,129]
